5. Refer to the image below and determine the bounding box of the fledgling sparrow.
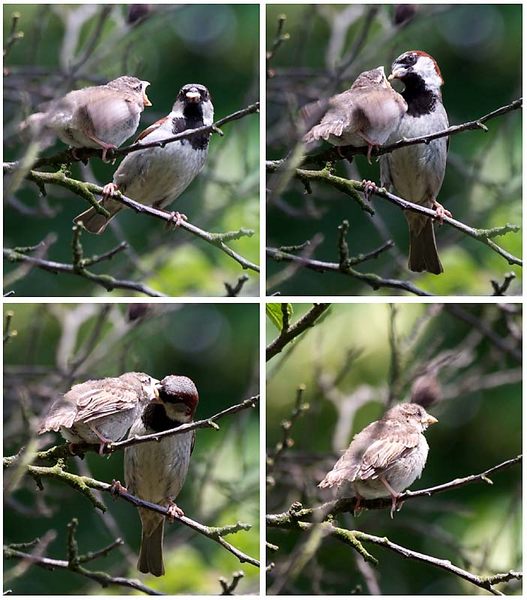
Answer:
[23,76,151,161]
[74,83,213,234]
[380,51,449,274]
[302,66,407,162]
[319,402,437,517]
[38,372,159,454]
[124,375,199,576]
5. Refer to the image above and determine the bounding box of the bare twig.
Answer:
[4,520,161,595]
[267,246,430,296]
[219,570,245,595]
[29,102,260,169]
[297,98,522,165]
[266,304,331,361]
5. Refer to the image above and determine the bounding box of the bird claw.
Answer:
[102,182,119,201]
[432,200,452,224]
[165,211,188,230]
[110,480,128,496]
[362,179,378,202]
[166,502,184,522]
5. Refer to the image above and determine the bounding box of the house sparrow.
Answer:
[38,372,159,454]
[74,83,213,234]
[319,402,437,517]
[124,375,199,576]
[302,66,407,162]
[23,76,151,161]
[380,51,449,274]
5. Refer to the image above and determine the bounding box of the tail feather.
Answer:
[408,218,443,275]
[138,520,165,577]
[74,202,122,235]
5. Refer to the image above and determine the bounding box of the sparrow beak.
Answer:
[150,384,163,404]
[424,415,438,426]
[388,68,406,81]
[142,81,152,107]
[185,90,201,103]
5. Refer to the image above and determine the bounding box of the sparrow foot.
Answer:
[432,199,452,224]
[110,480,128,496]
[88,424,112,455]
[102,182,119,201]
[166,501,184,522]
[336,146,355,163]
[380,476,401,518]
[165,211,188,230]
[352,494,364,517]
[362,179,378,201]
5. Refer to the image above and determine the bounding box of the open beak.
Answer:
[142,81,152,107]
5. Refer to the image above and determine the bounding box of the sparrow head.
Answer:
[157,375,199,423]
[172,83,214,124]
[386,402,438,431]
[351,66,389,91]
[108,75,152,107]
[389,51,443,92]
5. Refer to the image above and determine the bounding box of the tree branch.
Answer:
[4,234,165,298]
[4,519,162,595]
[29,102,260,169]
[3,165,260,274]
[283,97,522,166]
[3,459,260,568]
[266,303,331,361]
[267,454,522,522]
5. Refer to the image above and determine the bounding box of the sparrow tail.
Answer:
[74,202,122,235]
[408,218,443,275]
[138,520,165,577]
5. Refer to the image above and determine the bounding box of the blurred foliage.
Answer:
[4,302,259,594]
[266,5,522,295]
[4,4,259,297]
[267,303,521,594]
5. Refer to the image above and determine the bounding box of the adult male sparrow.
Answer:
[303,66,407,162]
[74,83,213,234]
[124,375,199,576]
[319,402,437,517]
[23,76,151,161]
[38,372,159,454]
[380,51,449,274]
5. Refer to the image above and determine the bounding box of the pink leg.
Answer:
[380,476,401,518]
[88,424,112,455]
[432,199,452,223]
[165,211,188,230]
[362,179,377,201]
[110,480,128,496]
[166,501,184,521]
[102,182,119,201]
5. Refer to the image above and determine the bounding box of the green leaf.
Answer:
[266,303,293,331]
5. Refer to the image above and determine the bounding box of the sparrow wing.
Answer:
[303,91,355,142]
[135,116,170,142]
[38,398,78,433]
[73,88,141,141]
[356,421,421,481]
[68,377,142,423]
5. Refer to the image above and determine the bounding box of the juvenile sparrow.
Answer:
[380,51,449,274]
[319,402,437,517]
[74,83,213,234]
[23,76,152,161]
[303,66,407,162]
[38,372,159,454]
[124,375,199,576]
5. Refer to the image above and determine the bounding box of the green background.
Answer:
[267,303,522,594]
[4,4,259,297]
[4,302,260,594]
[266,4,522,295]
